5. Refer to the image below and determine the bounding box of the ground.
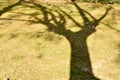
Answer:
[0,1,120,80]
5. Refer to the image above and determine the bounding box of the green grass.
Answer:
[0,1,120,80]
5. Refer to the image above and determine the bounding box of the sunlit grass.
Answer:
[0,1,120,80]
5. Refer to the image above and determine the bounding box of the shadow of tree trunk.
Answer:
[68,2,111,80]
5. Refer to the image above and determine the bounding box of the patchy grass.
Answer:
[0,1,120,80]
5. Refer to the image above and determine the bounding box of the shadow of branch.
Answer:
[0,0,24,16]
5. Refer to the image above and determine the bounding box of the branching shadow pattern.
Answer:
[0,1,112,80]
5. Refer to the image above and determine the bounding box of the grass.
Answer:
[0,1,120,80]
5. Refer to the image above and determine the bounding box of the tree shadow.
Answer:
[0,1,111,80]
[28,2,111,80]
[59,2,111,80]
